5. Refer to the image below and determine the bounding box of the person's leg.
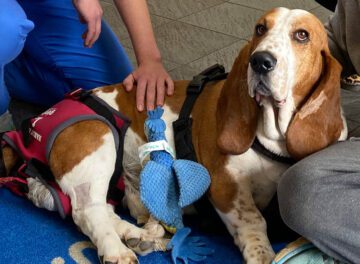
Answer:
[325,0,360,92]
[0,0,34,132]
[325,0,358,76]
[278,140,360,264]
[4,0,133,107]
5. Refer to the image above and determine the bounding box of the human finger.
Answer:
[123,73,135,92]
[146,80,156,111]
[156,79,165,106]
[85,20,96,47]
[88,17,101,47]
[166,77,174,96]
[136,79,147,112]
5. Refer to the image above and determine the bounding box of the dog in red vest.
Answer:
[0,89,167,264]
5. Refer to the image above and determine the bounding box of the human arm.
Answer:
[113,0,174,111]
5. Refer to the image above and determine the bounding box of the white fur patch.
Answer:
[248,8,297,103]
[161,105,178,153]
[27,177,56,211]
[339,108,348,140]
[95,88,120,111]
[225,148,288,208]
[298,90,327,119]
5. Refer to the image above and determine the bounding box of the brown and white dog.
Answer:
[2,7,347,264]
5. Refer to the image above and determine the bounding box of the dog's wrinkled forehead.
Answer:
[252,8,319,54]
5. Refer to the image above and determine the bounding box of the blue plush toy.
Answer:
[139,107,213,263]
[139,106,211,230]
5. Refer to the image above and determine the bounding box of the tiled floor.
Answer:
[100,0,360,136]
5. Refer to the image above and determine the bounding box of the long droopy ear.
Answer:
[217,42,259,154]
[286,49,344,160]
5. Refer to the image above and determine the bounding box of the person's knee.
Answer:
[0,1,34,64]
[277,159,320,236]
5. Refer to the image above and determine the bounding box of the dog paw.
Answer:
[124,234,169,255]
[99,249,139,264]
[143,219,165,238]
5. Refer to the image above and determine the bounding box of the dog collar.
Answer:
[251,137,296,165]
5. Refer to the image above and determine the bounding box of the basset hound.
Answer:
[1,7,347,264]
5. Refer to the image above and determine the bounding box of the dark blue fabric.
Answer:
[0,0,133,114]
[0,188,286,263]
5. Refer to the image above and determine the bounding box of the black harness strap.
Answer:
[252,138,296,165]
[173,64,228,231]
[173,64,228,161]
[21,118,32,148]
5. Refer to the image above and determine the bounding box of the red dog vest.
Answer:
[0,89,130,218]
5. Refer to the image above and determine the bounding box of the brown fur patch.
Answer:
[115,84,148,141]
[2,147,19,175]
[209,167,238,213]
[99,85,117,94]
[49,120,111,179]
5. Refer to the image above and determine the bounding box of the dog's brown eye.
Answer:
[294,30,309,42]
[255,24,267,36]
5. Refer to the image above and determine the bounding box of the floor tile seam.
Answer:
[308,4,323,11]
[122,31,239,68]
[175,18,247,40]
[169,38,247,70]
[225,1,320,12]
[147,1,227,21]
[224,1,267,12]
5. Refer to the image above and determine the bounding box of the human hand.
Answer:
[72,0,103,48]
[123,60,174,112]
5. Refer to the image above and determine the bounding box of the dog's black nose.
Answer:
[250,51,277,74]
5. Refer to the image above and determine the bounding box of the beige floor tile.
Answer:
[309,5,333,23]
[101,2,128,39]
[229,0,319,11]
[147,0,225,19]
[169,40,246,80]
[123,21,239,65]
[101,2,171,41]
[180,3,263,39]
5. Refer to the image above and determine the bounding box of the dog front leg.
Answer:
[213,181,274,264]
